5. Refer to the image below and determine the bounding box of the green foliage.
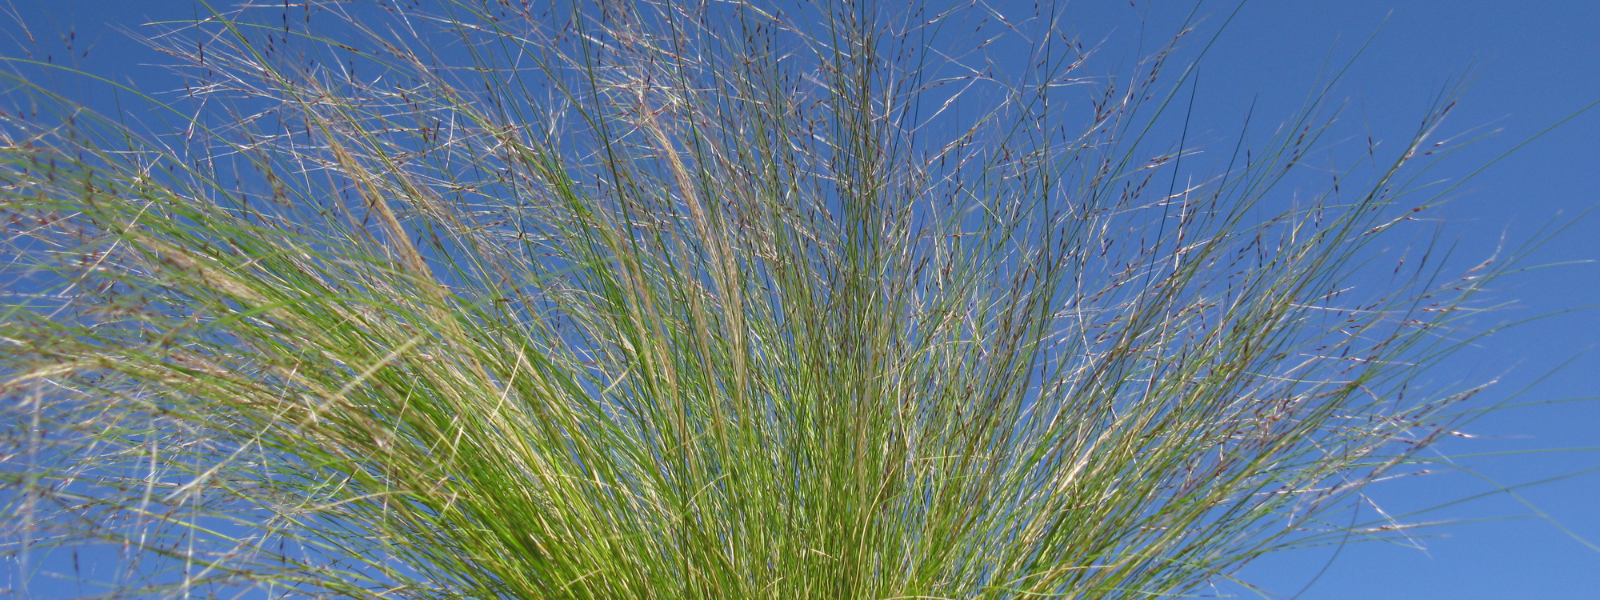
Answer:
[0,1,1513,597]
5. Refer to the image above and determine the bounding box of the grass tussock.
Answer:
[0,1,1523,598]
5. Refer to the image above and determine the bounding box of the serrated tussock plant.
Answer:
[0,1,1516,598]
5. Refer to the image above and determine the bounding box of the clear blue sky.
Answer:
[5,1,1596,598]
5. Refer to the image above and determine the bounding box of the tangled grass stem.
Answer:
[0,1,1527,598]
